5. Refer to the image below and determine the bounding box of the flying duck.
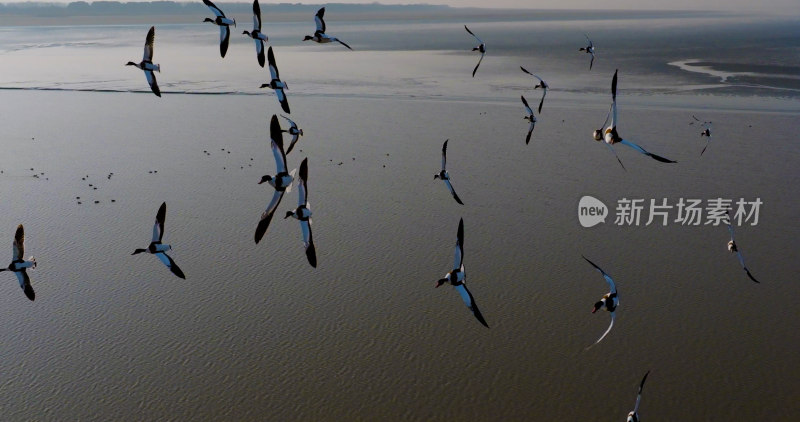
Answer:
[259,47,290,114]
[284,157,316,267]
[436,218,488,328]
[725,210,760,283]
[627,371,650,422]
[242,0,269,67]
[132,202,185,279]
[521,95,537,145]
[280,114,304,155]
[302,7,352,50]
[125,26,161,97]
[696,118,713,155]
[592,70,676,169]
[255,114,295,244]
[582,255,617,348]
[433,139,464,205]
[464,25,485,77]
[520,67,548,113]
[1,224,36,300]
[578,33,595,70]
[203,0,236,58]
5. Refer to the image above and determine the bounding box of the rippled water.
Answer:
[0,12,798,421]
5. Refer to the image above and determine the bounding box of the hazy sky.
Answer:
[3,0,799,14]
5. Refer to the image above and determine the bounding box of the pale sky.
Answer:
[3,0,799,14]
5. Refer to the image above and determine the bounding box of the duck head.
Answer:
[125,61,137,66]
[593,129,603,141]
[435,278,448,288]
[131,248,147,255]
[203,18,215,23]
[259,83,270,89]
[284,211,295,219]
[258,175,273,185]
[242,30,251,36]
[592,299,605,313]
[302,35,313,41]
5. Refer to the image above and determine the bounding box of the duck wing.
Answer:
[15,270,35,301]
[13,224,24,261]
[455,283,488,328]
[143,26,155,62]
[155,252,185,279]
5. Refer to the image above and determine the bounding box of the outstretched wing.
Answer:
[472,52,484,77]
[252,0,262,31]
[219,25,230,58]
[315,7,326,33]
[144,70,161,97]
[301,220,316,268]
[441,139,448,171]
[13,224,24,261]
[254,190,284,244]
[444,179,464,205]
[526,121,535,145]
[153,202,166,242]
[298,158,308,206]
[521,95,533,115]
[275,87,290,114]
[269,114,287,173]
[203,0,226,17]
[155,252,186,279]
[584,33,593,48]
[587,312,615,349]
[143,26,155,62]
[619,139,677,163]
[633,371,650,413]
[589,52,594,70]
[453,218,464,269]
[267,46,280,80]
[611,69,618,128]
[336,39,353,50]
[582,255,616,294]
[455,283,489,328]
[464,25,483,44]
[537,90,546,114]
[15,270,35,301]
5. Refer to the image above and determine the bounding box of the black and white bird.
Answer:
[433,139,464,205]
[520,66,548,113]
[203,0,236,58]
[132,202,186,279]
[259,47,290,114]
[464,25,485,77]
[627,371,650,422]
[280,114,304,155]
[592,70,676,169]
[255,115,296,244]
[578,33,596,70]
[0,224,36,301]
[284,157,316,268]
[436,218,488,328]
[242,0,269,67]
[696,118,713,156]
[582,255,618,348]
[725,210,760,283]
[125,26,161,97]
[521,95,537,145]
[302,7,352,50]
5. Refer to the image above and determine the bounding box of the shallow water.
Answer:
[0,11,799,421]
